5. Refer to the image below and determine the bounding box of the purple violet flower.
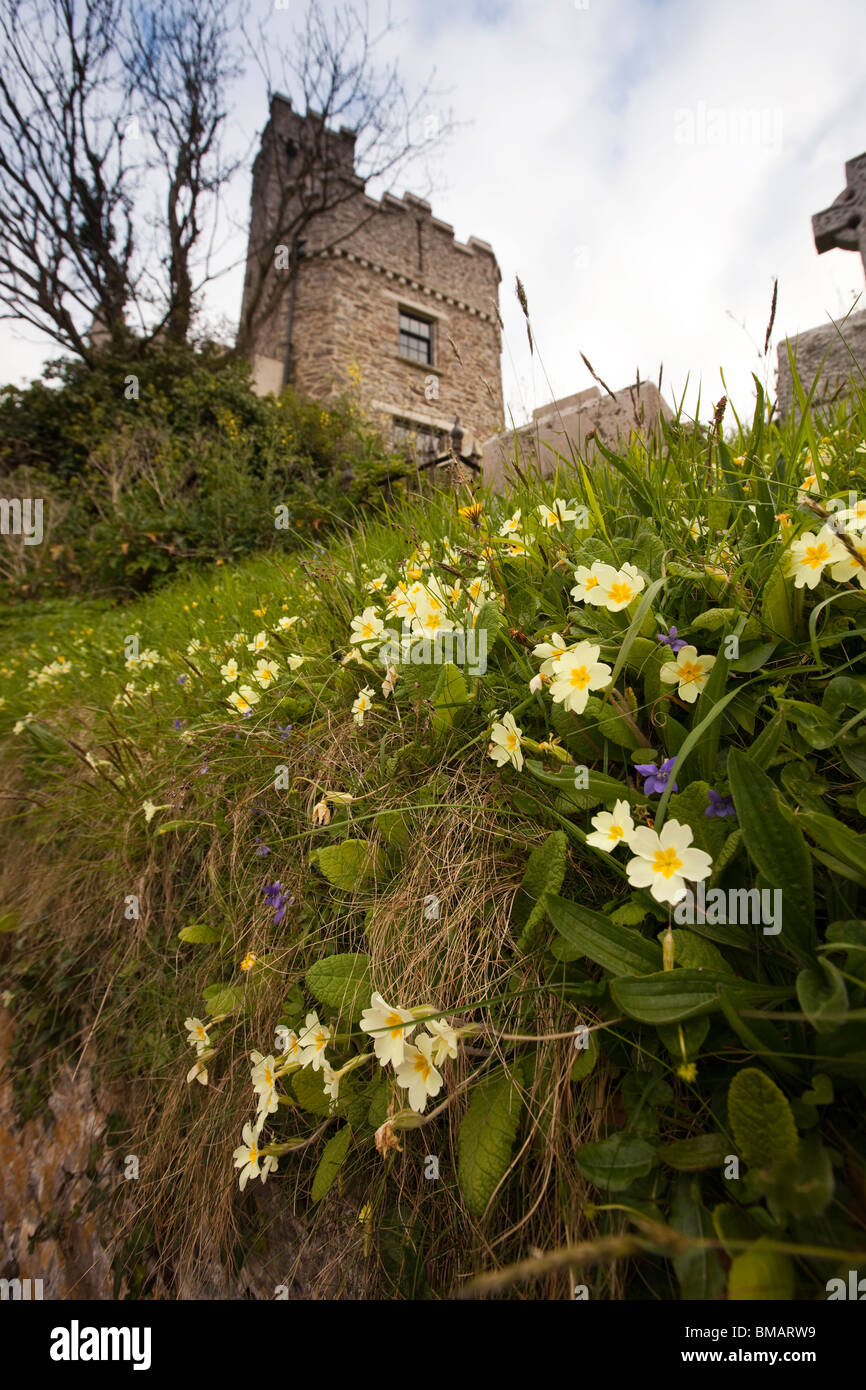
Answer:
[254,836,271,856]
[262,880,294,925]
[276,723,293,740]
[706,788,736,818]
[634,758,679,796]
[173,718,185,730]
[176,674,187,685]
[656,625,687,654]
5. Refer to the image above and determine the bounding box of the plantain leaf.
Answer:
[430,662,469,734]
[546,893,662,977]
[574,1134,656,1192]
[727,1067,799,1173]
[457,1063,524,1218]
[513,830,568,951]
[311,1124,352,1203]
[658,1133,731,1171]
[727,748,814,958]
[178,922,221,944]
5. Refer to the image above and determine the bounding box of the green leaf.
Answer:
[796,959,848,1034]
[727,1242,795,1300]
[375,810,410,851]
[770,1131,834,1219]
[306,952,372,1022]
[457,1064,524,1218]
[178,923,221,944]
[727,1067,799,1172]
[749,710,787,770]
[0,909,20,933]
[574,1134,656,1192]
[155,818,214,835]
[545,893,662,977]
[611,969,743,1024]
[292,1066,334,1117]
[311,1125,352,1203]
[761,562,797,641]
[670,1175,726,1300]
[570,1030,599,1081]
[665,780,730,860]
[202,982,244,1016]
[655,928,734,974]
[430,662,468,734]
[658,1133,730,1171]
[513,830,568,951]
[317,838,383,891]
[799,811,866,884]
[727,748,814,958]
[691,608,762,639]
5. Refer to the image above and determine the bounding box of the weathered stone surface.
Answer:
[776,309,866,418]
[812,153,866,281]
[481,381,672,492]
[240,96,503,449]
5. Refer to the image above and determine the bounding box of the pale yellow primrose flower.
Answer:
[232,1120,278,1190]
[184,1017,210,1054]
[659,645,715,703]
[425,1018,459,1067]
[220,658,240,682]
[253,658,279,687]
[488,712,524,771]
[829,535,866,588]
[788,526,845,589]
[571,563,609,606]
[352,686,375,725]
[394,1034,444,1112]
[625,820,712,906]
[360,992,416,1068]
[250,1052,279,1116]
[588,562,646,612]
[549,641,612,715]
[537,499,579,529]
[228,685,260,715]
[586,799,635,853]
[297,1011,332,1071]
[247,631,269,653]
[499,509,523,537]
[532,633,569,677]
[350,607,385,650]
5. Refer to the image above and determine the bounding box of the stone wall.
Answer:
[240,96,503,448]
[481,381,672,492]
[775,309,866,417]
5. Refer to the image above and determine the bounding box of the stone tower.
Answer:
[238,95,504,453]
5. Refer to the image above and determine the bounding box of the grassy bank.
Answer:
[2,379,866,1300]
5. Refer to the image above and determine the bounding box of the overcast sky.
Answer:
[2,0,866,426]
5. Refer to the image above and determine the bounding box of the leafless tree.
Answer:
[0,0,136,363]
[235,0,454,360]
[122,0,247,345]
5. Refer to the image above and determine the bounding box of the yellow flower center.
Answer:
[506,732,518,751]
[652,848,683,879]
[248,1146,258,1165]
[608,582,632,605]
[414,1054,431,1082]
[361,622,374,638]
[678,661,704,685]
[569,665,591,690]
[607,824,624,843]
[386,1010,405,1038]
[585,575,598,590]
[803,543,830,569]
[315,1031,327,1051]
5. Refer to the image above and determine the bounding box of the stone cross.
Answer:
[812,152,866,282]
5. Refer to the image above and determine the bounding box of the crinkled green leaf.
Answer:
[457,1064,524,1218]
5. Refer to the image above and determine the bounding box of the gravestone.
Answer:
[776,152,866,417]
[480,380,671,493]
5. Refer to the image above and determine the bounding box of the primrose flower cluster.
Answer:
[216,991,461,1191]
